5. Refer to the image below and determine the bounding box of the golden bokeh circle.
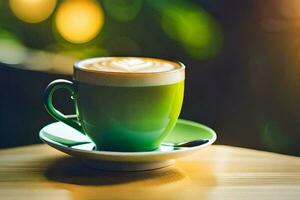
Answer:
[55,0,104,44]
[9,0,57,23]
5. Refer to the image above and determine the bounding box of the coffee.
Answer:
[44,57,185,152]
[79,57,180,73]
[74,57,184,87]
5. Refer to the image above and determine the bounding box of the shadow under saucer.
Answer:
[45,156,187,186]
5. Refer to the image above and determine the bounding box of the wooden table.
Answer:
[0,144,299,200]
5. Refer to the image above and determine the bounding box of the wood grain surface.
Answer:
[0,144,299,200]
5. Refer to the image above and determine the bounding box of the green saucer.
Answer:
[39,119,217,171]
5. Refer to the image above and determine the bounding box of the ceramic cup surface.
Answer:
[44,57,185,152]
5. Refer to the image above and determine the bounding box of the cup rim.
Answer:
[73,56,185,75]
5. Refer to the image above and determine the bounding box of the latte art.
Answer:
[80,57,179,73]
[75,57,185,87]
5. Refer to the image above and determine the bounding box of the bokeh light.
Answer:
[0,29,27,64]
[9,0,57,23]
[160,3,222,59]
[102,0,142,22]
[105,36,141,55]
[58,47,109,60]
[262,121,294,152]
[55,0,104,44]
[23,50,75,74]
[280,0,300,19]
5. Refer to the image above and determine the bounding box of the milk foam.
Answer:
[79,57,179,73]
[74,57,185,87]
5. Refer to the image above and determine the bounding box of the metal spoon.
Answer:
[161,139,209,148]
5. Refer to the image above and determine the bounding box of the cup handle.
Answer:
[44,79,83,133]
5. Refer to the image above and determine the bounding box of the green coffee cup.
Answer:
[44,57,185,152]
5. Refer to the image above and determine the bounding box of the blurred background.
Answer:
[0,0,300,156]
